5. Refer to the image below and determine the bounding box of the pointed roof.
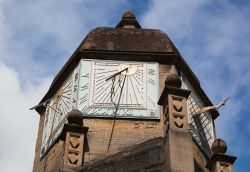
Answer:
[80,27,179,53]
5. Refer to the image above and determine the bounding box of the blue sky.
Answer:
[0,0,249,171]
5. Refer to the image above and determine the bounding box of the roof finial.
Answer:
[122,11,136,20]
[165,65,181,88]
[116,11,141,28]
[67,109,83,126]
[211,138,227,154]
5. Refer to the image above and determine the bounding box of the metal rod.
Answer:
[44,104,62,114]
[105,67,128,81]
[107,74,127,153]
[29,98,52,110]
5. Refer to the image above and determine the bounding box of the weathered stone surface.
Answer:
[206,153,237,172]
[32,111,45,172]
[158,82,194,172]
[64,132,85,167]
[80,137,166,172]
[80,27,179,53]
[61,123,88,170]
[192,141,210,172]
[83,118,163,164]
[44,140,64,172]
[166,130,194,172]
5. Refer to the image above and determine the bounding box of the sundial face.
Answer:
[89,61,146,108]
[181,72,215,157]
[40,66,80,157]
[78,59,160,118]
[40,59,160,157]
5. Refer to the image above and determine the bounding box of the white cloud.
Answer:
[0,0,132,171]
[142,0,207,39]
[0,0,129,83]
[0,63,52,171]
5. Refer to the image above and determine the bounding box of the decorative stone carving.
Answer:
[60,110,88,168]
[158,85,190,133]
[68,152,79,164]
[168,95,188,131]
[173,100,183,112]
[64,132,84,167]
[70,135,80,149]
[173,114,184,128]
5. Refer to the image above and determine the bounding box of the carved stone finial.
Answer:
[67,109,83,126]
[122,11,136,20]
[165,73,181,88]
[211,138,227,154]
[116,11,141,28]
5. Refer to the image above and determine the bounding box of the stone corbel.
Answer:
[62,110,88,168]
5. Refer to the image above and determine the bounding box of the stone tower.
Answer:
[32,12,236,172]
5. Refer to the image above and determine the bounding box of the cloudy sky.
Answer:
[0,0,249,171]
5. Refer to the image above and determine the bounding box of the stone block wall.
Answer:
[83,118,163,164]
[80,137,166,172]
[33,112,46,172]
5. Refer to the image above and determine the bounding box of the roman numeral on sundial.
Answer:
[148,78,155,85]
[73,85,77,92]
[74,73,79,81]
[148,69,155,75]
[81,83,89,91]
[82,73,90,78]
[79,94,88,105]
